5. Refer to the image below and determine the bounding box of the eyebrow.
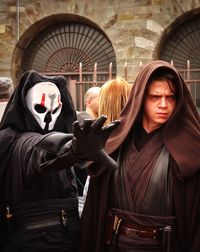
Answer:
[148,92,175,95]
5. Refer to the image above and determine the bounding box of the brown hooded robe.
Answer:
[79,60,200,252]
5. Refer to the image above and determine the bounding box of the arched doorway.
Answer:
[157,10,200,109]
[12,14,116,109]
[21,22,116,79]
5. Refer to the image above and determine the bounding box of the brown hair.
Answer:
[147,67,178,94]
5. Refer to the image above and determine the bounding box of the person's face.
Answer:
[142,79,176,133]
[90,96,99,115]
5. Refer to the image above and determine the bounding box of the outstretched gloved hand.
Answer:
[71,115,120,170]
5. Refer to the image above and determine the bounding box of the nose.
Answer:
[159,97,167,108]
[44,111,52,131]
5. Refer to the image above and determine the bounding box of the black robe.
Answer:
[0,70,80,251]
[79,60,200,252]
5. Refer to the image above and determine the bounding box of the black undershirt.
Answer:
[134,123,161,151]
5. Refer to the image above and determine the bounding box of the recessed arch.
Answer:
[157,8,200,69]
[156,9,200,108]
[22,22,116,74]
[12,14,116,82]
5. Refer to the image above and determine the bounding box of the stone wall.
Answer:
[0,0,199,84]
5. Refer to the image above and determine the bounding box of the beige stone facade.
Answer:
[0,0,200,85]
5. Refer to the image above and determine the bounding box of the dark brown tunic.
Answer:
[108,127,178,251]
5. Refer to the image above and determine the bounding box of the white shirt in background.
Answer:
[0,102,7,122]
[78,175,90,216]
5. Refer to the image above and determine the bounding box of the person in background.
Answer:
[77,86,100,124]
[99,77,131,125]
[79,60,200,252]
[0,77,13,122]
[0,70,118,251]
[80,77,131,215]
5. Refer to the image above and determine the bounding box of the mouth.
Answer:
[156,113,168,117]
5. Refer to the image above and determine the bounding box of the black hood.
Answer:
[0,70,76,134]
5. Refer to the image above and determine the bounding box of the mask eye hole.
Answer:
[35,104,47,113]
[52,107,60,114]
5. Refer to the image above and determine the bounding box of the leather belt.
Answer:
[105,211,175,252]
[20,217,61,230]
[118,222,162,240]
[105,212,165,244]
[14,210,77,230]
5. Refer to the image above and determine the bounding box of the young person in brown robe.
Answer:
[79,60,200,252]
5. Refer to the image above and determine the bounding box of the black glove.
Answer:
[71,115,120,170]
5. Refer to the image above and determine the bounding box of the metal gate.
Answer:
[63,61,200,111]
[25,60,200,111]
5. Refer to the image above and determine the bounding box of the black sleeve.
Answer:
[13,132,83,178]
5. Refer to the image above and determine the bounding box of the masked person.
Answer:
[79,60,200,252]
[0,70,119,252]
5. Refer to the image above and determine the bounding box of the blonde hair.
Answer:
[99,77,131,125]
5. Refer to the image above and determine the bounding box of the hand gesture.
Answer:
[71,115,120,170]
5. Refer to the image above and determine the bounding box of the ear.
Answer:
[86,98,92,105]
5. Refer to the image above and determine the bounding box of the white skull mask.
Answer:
[25,82,62,131]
